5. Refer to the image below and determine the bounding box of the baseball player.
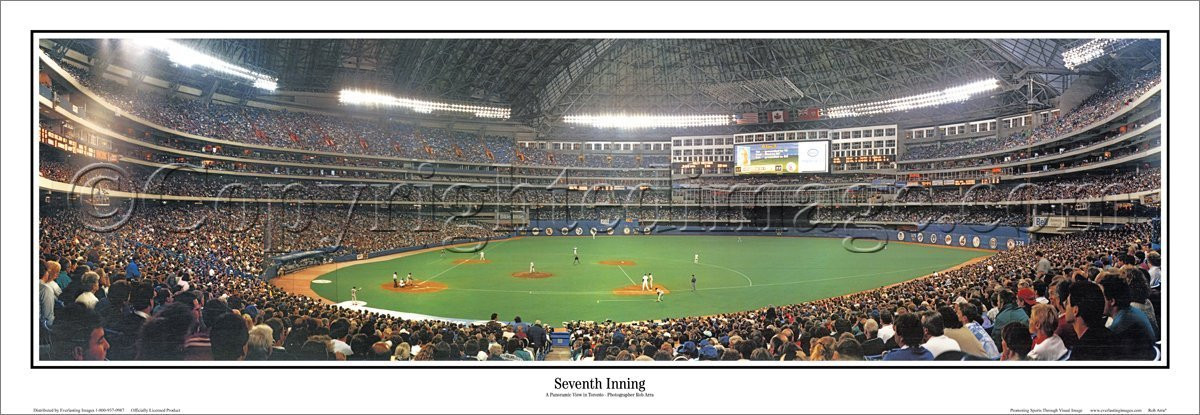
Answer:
[479,250,486,261]
[648,273,654,288]
[573,246,578,255]
[392,272,399,288]
[694,253,699,264]
[655,288,664,302]
[529,261,536,273]
[642,273,650,291]
[406,272,413,286]
[573,253,580,265]
[691,274,697,291]
[350,287,359,306]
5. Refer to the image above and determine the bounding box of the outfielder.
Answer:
[694,253,699,264]
[691,274,697,291]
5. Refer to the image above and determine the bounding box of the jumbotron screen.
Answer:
[734,140,830,174]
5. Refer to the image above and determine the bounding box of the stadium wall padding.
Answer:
[525,220,1030,251]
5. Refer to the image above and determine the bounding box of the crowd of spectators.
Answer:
[38,193,1160,362]
[899,71,1160,162]
[54,61,672,171]
[896,169,1160,204]
[560,224,1160,362]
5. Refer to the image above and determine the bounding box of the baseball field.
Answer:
[300,236,991,324]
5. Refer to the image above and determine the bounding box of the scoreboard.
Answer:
[734,140,830,174]
[832,155,893,164]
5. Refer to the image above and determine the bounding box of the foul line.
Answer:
[421,261,467,284]
[693,261,754,288]
[615,265,637,285]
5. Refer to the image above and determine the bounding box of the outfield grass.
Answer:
[309,236,990,324]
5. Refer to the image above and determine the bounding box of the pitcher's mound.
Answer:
[453,259,492,265]
[598,260,637,266]
[613,284,670,296]
[379,280,448,294]
[512,271,554,279]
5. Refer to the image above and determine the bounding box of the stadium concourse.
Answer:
[35,38,1162,363]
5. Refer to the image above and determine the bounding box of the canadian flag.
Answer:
[770,110,787,123]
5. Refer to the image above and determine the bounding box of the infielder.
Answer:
[350,287,359,306]
[479,250,486,261]
[648,273,654,288]
[529,261,536,273]
[655,288,664,302]
[642,273,650,290]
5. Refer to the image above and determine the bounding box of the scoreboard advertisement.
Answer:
[734,140,830,175]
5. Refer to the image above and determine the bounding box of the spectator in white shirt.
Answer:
[1027,304,1068,360]
[920,312,961,358]
[74,272,101,310]
[877,310,895,344]
[40,261,62,326]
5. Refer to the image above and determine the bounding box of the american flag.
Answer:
[735,112,759,125]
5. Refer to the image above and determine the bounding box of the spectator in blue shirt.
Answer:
[1098,274,1156,360]
[125,257,141,280]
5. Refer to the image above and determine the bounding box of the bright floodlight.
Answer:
[338,89,510,119]
[824,78,1000,119]
[562,113,735,129]
[1062,39,1136,70]
[135,39,277,91]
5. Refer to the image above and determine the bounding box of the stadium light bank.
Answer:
[562,113,735,129]
[1062,38,1137,70]
[133,39,278,91]
[338,89,510,119]
[823,78,1000,119]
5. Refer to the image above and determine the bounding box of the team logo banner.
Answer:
[958,235,967,246]
[897,231,906,241]
[972,236,981,248]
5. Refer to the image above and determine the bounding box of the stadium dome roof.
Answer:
[48,38,1160,128]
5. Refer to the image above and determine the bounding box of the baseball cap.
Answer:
[1017,288,1038,305]
[699,345,718,360]
[677,341,697,356]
